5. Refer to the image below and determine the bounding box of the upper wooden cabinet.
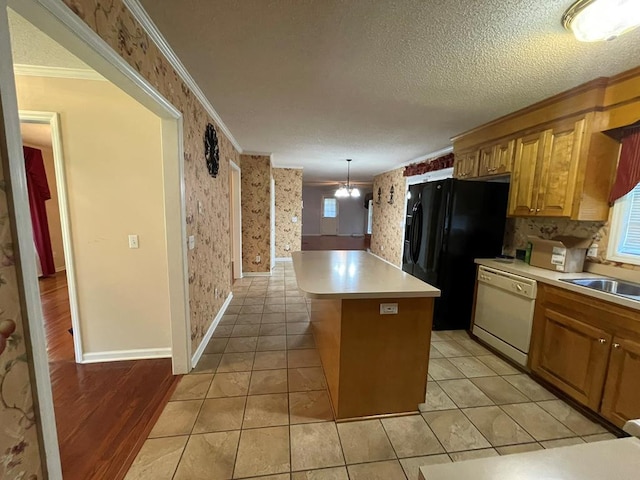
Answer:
[530,284,640,428]
[477,139,515,177]
[453,150,479,179]
[450,71,638,221]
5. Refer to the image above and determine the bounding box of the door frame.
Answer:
[229,159,242,279]
[0,1,192,476]
[320,195,339,235]
[270,176,276,270]
[19,110,85,363]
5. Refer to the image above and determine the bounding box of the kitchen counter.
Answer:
[419,438,640,480]
[292,250,439,419]
[475,258,640,311]
[291,250,441,299]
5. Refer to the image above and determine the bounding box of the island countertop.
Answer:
[291,250,441,299]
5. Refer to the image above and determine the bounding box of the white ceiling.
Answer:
[139,1,640,182]
[8,9,92,70]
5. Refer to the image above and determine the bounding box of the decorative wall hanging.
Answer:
[204,122,220,178]
[403,152,454,177]
[388,185,395,205]
[376,187,382,205]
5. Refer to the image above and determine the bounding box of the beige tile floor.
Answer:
[125,262,618,480]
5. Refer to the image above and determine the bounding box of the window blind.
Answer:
[618,182,640,256]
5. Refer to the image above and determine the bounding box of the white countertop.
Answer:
[419,438,640,480]
[291,251,441,299]
[475,258,640,311]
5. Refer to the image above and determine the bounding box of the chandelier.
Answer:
[335,159,360,198]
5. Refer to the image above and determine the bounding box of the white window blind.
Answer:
[323,198,337,218]
[618,183,640,256]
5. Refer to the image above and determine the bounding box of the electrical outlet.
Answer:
[128,234,139,249]
[380,245,384,251]
[588,244,599,258]
[256,255,261,263]
[198,201,204,214]
[215,288,219,298]
[380,303,398,315]
[188,235,196,250]
[285,244,290,251]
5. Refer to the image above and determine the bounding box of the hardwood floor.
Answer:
[40,272,179,480]
[301,234,370,251]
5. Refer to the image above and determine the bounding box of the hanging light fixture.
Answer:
[562,0,640,42]
[335,159,360,198]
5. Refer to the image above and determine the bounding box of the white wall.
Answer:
[302,185,372,236]
[15,75,171,355]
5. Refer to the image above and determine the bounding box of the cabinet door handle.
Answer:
[598,338,607,344]
[613,343,621,349]
[529,208,535,212]
[536,208,541,212]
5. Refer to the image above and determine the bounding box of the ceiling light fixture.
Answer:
[335,159,360,198]
[562,0,640,42]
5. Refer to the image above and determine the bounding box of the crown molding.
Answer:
[272,165,304,170]
[122,0,244,153]
[13,63,106,81]
[242,150,273,157]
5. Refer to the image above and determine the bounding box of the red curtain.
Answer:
[24,146,56,276]
[404,153,454,177]
[610,127,640,203]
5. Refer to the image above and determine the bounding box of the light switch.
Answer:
[128,235,139,249]
[380,303,398,315]
[188,235,196,250]
[198,201,204,214]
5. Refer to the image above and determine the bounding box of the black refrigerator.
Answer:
[403,179,508,331]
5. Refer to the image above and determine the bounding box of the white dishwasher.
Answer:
[472,265,537,367]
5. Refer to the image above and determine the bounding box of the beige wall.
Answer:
[370,167,406,266]
[273,168,302,257]
[22,143,66,272]
[240,154,272,272]
[15,75,171,354]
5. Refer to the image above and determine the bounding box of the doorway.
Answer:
[320,195,339,235]
[0,2,191,478]
[229,160,242,279]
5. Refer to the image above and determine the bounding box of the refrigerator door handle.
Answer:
[432,189,451,273]
[411,202,423,264]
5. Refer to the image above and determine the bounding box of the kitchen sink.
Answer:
[561,278,640,301]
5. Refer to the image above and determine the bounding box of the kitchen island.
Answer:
[291,250,440,419]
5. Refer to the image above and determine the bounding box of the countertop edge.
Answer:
[299,290,441,300]
[475,259,640,311]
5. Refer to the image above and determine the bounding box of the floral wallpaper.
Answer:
[240,155,271,272]
[58,0,240,353]
[273,168,302,258]
[0,147,43,477]
[370,167,406,266]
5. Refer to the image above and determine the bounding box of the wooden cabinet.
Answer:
[508,132,546,216]
[530,284,640,428]
[508,118,586,217]
[530,303,611,410]
[453,150,479,179]
[601,336,640,427]
[478,140,514,177]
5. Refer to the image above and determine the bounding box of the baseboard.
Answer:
[82,347,172,363]
[243,271,272,277]
[302,234,321,237]
[55,266,66,273]
[191,292,233,368]
[337,233,365,237]
[276,257,293,262]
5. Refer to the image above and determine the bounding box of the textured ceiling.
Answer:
[139,0,640,182]
[8,9,91,70]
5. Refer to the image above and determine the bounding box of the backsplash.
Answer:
[505,216,640,273]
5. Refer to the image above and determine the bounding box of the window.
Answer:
[322,197,338,218]
[608,182,640,265]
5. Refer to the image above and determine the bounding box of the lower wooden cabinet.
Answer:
[600,337,640,427]
[531,306,610,410]
[530,284,640,428]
